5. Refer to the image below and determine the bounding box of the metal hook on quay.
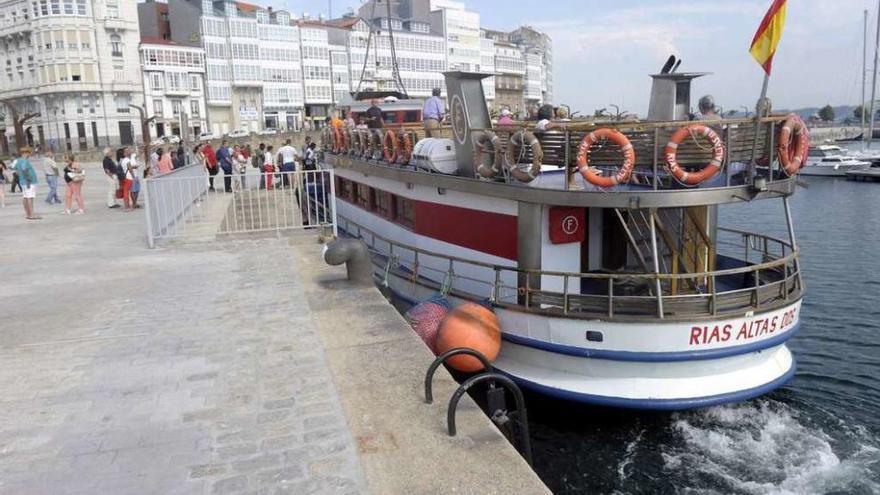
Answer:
[423,348,533,466]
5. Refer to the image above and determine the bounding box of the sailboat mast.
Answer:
[868,0,880,148]
[863,9,869,141]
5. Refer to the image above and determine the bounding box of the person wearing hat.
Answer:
[422,88,445,137]
[14,147,41,220]
[497,108,514,126]
[698,95,721,121]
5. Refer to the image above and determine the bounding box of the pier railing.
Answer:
[339,216,802,321]
[143,168,337,247]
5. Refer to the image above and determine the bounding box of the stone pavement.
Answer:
[0,164,367,494]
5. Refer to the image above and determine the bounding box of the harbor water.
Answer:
[526,176,880,494]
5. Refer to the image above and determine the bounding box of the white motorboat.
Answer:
[802,145,870,176]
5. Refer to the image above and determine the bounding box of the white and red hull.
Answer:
[332,166,800,410]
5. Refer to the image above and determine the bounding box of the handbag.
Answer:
[116,188,124,199]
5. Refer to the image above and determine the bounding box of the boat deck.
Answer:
[846,167,880,182]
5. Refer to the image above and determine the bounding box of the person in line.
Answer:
[497,108,515,126]
[344,114,355,128]
[303,142,317,171]
[203,142,218,191]
[119,147,136,211]
[193,144,205,168]
[101,147,120,209]
[216,140,233,193]
[9,152,22,194]
[300,136,312,162]
[355,117,368,130]
[0,158,7,207]
[422,88,445,138]
[277,139,299,189]
[157,148,174,175]
[176,143,186,168]
[263,145,275,190]
[149,147,160,177]
[62,153,85,215]
[254,143,266,189]
[170,150,181,170]
[14,147,40,220]
[697,95,721,121]
[366,99,384,129]
[43,150,61,205]
[232,145,247,191]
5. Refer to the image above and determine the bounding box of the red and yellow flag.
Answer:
[749,0,788,75]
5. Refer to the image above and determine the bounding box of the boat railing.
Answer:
[339,216,803,321]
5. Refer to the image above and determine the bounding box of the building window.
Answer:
[149,72,163,90]
[110,35,122,57]
[190,100,200,117]
[171,100,182,117]
[153,99,163,116]
[190,74,200,91]
[115,94,131,113]
[106,0,118,19]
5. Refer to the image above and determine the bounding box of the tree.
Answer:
[129,104,156,167]
[6,103,39,150]
[818,104,835,122]
[854,105,865,121]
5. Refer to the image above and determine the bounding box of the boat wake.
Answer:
[662,399,880,494]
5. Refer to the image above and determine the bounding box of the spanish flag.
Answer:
[749,0,788,75]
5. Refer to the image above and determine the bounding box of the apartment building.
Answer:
[166,0,302,135]
[0,0,142,154]
[492,40,525,113]
[480,36,495,105]
[140,38,207,140]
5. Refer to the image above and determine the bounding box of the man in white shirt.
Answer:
[277,139,300,189]
[42,150,61,204]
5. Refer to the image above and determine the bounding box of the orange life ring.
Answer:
[505,131,542,183]
[576,128,635,187]
[665,124,725,185]
[399,131,414,164]
[383,129,399,163]
[474,131,503,178]
[778,115,809,176]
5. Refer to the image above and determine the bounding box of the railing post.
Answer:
[607,278,614,318]
[491,268,500,303]
[562,274,569,314]
[328,168,338,237]
[754,268,761,309]
[652,128,660,190]
[710,274,717,315]
[144,177,155,248]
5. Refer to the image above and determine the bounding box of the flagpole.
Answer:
[748,73,771,182]
[868,0,880,149]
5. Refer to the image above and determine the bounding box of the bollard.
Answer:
[322,238,374,286]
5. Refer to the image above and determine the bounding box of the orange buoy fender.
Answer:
[576,128,635,188]
[778,115,810,176]
[506,131,543,183]
[665,124,725,185]
[435,302,501,372]
[383,129,399,163]
[474,130,503,178]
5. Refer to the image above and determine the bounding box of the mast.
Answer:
[868,0,880,148]
[863,9,869,142]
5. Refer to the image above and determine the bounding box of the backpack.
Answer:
[251,152,262,169]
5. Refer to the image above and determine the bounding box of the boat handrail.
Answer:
[340,216,803,320]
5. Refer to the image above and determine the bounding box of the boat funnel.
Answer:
[647,72,710,121]
[443,71,494,176]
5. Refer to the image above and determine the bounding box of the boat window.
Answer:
[355,183,372,210]
[393,196,415,229]
[374,190,393,218]
[337,177,354,202]
[808,149,824,158]
[404,110,420,123]
[822,157,841,163]
[825,148,842,157]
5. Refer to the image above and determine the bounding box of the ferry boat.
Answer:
[802,145,869,177]
[320,70,806,410]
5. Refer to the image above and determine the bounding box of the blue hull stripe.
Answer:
[496,362,797,411]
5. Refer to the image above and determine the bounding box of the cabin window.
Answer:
[808,149,823,158]
[404,110,419,123]
[336,177,353,202]
[374,190,393,219]
[355,183,372,210]
[393,196,415,229]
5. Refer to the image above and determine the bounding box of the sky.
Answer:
[260,1,873,115]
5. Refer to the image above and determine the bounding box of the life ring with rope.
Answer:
[398,130,415,165]
[576,128,636,188]
[505,130,543,183]
[664,124,725,185]
[473,130,503,178]
[383,129,400,163]
[778,114,810,176]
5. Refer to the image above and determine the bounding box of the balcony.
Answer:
[103,18,131,31]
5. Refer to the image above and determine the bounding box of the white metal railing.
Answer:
[143,166,337,247]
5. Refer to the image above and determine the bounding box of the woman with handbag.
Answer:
[62,153,85,214]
